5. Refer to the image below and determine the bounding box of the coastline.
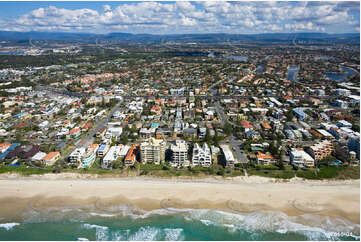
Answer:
[0,174,359,224]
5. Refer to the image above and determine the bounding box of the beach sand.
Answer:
[0,173,359,223]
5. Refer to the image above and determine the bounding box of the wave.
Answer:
[185,209,360,240]
[17,203,360,240]
[0,222,20,231]
[82,224,184,241]
[89,212,117,217]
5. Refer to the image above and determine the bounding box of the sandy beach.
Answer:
[0,173,359,223]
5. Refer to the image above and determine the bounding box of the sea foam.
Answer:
[0,223,20,231]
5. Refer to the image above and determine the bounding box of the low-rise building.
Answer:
[80,144,99,168]
[290,148,315,167]
[348,135,360,159]
[97,143,110,157]
[306,140,334,160]
[42,152,60,166]
[68,148,86,163]
[31,151,47,161]
[256,152,278,165]
[102,145,121,169]
[124,145,137,166]
[220,145,235,168]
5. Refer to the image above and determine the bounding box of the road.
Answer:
[81,101,123,148]
[63,101,122,160]
[210,77,249,165]
[214,97,248,164]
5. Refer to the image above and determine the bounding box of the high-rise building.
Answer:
[140,138,166,164]
[192,143,212,167]
[170,140,189,167]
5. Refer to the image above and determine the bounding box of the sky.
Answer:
[0,1,359,34]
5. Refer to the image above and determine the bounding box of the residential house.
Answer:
[256,152,278,165]
[42,152,60,166]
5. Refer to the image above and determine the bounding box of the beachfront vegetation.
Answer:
[0,163,358,180]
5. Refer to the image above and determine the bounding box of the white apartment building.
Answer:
[102,145,121,168]
[220,145,236,168]
[140,138,166,164]
[192,143,212,167]
[68,148,86,163]
[170,140,189,167]
[97,143,110,157]
[290,148,315,167]
[104,127,123,139]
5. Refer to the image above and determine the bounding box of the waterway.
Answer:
[325,66,358,82]
[287,65,299,82]
[224,56,248,62]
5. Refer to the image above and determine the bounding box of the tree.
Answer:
[120,135,128,145]
[223,121,232,136]
[269,141,278,156]
[213,131,220,147]
[204,127,211,144]
[111,136,117,146]
[285,109,294,122]
[277,151,285,170]
[352,123,360,133]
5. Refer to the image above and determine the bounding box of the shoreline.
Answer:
[0,174,359,224]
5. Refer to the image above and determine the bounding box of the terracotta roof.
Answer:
[42,152,60,161]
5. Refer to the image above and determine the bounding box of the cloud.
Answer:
[0,2,359,34]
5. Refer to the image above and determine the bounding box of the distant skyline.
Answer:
[0,1,359,34]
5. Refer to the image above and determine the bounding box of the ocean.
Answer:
[0,203,359,241]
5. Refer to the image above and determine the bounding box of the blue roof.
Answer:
[151,123,159,128]
[98,143,107,151]
[0,143,20,159]
[56,142,66,149]
[13,112,24,118]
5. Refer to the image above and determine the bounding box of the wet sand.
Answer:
[0,175,359,223]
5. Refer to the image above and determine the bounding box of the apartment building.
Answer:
[102,145,121,169]
[290,148,315,167]
[97,143,110,157]
[256,152,278,165]
[170,140,189,167]
[68,148,86,163]
[220,145,235,168]
[124,145,137,166]
[140,138,166,164]
[348,135,360,159]
[192,143,212,167]
[306,140,334,160]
